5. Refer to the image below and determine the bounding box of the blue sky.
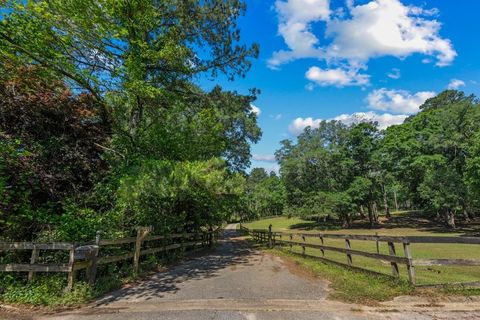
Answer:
[199,0,480,172]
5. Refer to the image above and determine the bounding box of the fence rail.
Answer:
[0,227,218,291]
[240,225,480,286]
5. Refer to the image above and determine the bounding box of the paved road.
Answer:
[20,225,480,320]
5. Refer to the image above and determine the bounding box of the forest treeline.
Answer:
[244,90,480,229]
[0,1,261,241]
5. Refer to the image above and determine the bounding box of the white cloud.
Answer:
[252,154,277,162]
[289,117,323,136]
[332,112,407,130]
[367,88,435,114]
[270,114,283,120]
[264,163,281,174]
[270,0,456,82]
[447,79,466,90]
[289,111,407,135]
[250,104,261,116]
[268,0,330,68]
[306,66,370,87]
[325,0,456,67]
[387,68,401,79]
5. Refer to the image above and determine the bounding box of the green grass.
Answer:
[245,214,480,286]
[271,248,414,304]
[269,248,480,304]
[0,249,201,307]
[243,216,310,230]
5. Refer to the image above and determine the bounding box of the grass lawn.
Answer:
[269,248,480,304]
[243,213,480,286]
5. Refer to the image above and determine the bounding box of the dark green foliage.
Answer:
[0,66,110,240]
[242,168,287,220]
[113,158,245,234]
[276,121,378,227]
[0,0,261,241]
[276,90,480,229]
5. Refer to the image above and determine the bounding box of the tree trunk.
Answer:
[373,202,379,223]
[444,209,456,229]
[359,205,366,219]
[463,209,471,223]
[341,216,349,228]
[367,203,375,227]
[383,185,390,218]
[393,190,399,212]
[341,213,352,228]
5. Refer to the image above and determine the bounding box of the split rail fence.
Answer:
[241,225,480,286]
[0,227,217,291]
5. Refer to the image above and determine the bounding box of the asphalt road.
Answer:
[9,224,479,320]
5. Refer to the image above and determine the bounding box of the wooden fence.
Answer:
[241,225,480,286]
[0,227,217,291]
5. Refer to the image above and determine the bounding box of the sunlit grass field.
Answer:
[243,214,480,286]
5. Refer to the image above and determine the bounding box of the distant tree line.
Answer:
[262,90,480,229]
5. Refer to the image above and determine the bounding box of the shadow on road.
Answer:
[95,229,259,306]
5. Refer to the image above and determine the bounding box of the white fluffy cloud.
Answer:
[447,79,466,90]
[268,0,330,68]
[306,66,370,87]
[367,88,435,114]
[252,154,276,162]
[332,112,407,130]
[289,112,407,135]
[289,117,322,135]
[270,0,456,85]
[250,104,261,116]
[325,0,456,67]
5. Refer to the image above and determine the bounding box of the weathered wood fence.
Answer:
[241,225,480,286]
[0,227,218,291]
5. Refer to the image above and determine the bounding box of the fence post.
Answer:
[403,241,416,284]
[345,238,353,266]
[66,245,75,292]
[268,224,273,248]
[133,227,151,276]
[302,234,306,256]
[87,231,101,285]
[375,232,380,254]
[28,244,39,283]
[388,241,399,278]
[319,235,325,257]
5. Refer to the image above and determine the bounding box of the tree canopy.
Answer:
[275,90,480,229]
[0,0,260,241]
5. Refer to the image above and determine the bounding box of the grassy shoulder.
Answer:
[0,248,209,307]
[0,263,131,307]
[267,247,480,305]
[244,214,480,286]
[269,248,413,304]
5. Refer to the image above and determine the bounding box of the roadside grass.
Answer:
[0,248,208,307]
[271,248,414,304]
[244,214,480,286]
[269,248,480,304]
[0,263,128,307]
